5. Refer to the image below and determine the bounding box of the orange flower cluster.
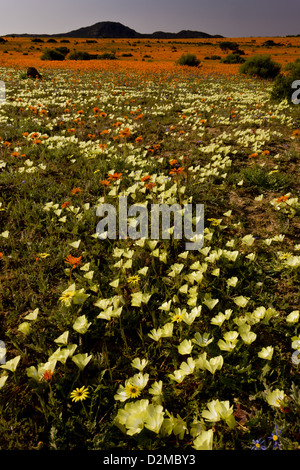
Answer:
[64,255,82,269]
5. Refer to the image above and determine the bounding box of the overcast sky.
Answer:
[1,0,299,37]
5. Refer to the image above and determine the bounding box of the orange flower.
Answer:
[108,172,122,181]
[276,195,289,203]
[64,255,82,269]
[22,132,29,137]
[71,188,82,195]
[42,370,54,381]
[61,201,71,209]
[135,136,143,143]
[119,127,131,139]
[169,167,185,175]
[101,179,110,186]
[292,130,300,136]
[100,112,107,118]
[99,144,107,149]
[249,153,258,158]
[11,151,20,157]
[169,159,178,166]
[262,150,270,155]
[141,175,151,182]
[93,107,100,114]
[0,252,3,259]
[145,182,156,190]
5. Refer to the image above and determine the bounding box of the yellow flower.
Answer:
[70,386,89,402]
[127,275,141,285]
[124,383,142,399]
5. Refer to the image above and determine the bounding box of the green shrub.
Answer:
[221,53,245,64]
[54,46,70,57]
[219,41,240,52]
[97,52,117,60]
[40,48,65,61]
[239,54,281,79]
[271,59,300,102]
[68,50,95,60]
[176,53,200,67]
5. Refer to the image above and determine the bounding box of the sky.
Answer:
[0,0,299,38]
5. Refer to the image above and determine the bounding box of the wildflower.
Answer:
[276,195,289,203]
[108,172,122,181]
[127,275,141,285]
[64,255,82,269]
[37,253,50,259]
[145,182,156,190]
[268,424,282,449]
[192,430,213,450]
[258,346,274,360]
[266,389,286,408]
[141,175,151,182]
[0,252,3,259]
[131,358,148,371]
[71,187,82,195]
[169,167,184,175]
[178,339,193,355]
[61,201,71,209]
[119,127,131,139]
[251,438,266,450]
[262,150,270,155]
[135,136,143,143]
[124,383,142,399]
[59,285,77,307]
[171,311,184,323]
[249,153,258,158]
[100,179,110,186]
[42,370,54,381]
[70,386,89,402]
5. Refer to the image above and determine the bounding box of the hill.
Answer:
[5,21,223,39]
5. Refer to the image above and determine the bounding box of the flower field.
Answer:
[0,40,300,450]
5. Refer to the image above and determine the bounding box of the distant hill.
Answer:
[5,21,223,39]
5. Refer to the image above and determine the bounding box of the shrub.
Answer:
[221,53,245,64]
[0,37,6,43]
[40,48,65,61]
[54,46,70,57]
[68,50,95,60]
[219,41,240,52]
[271,59,300,103]
[97,52,117,60]
[176,53,200,67]
[239,54,281,79]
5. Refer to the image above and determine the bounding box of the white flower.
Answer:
[131,358,148,371]
[178,339,193,355]
[258,346,274,360]
[266,389,286,408]
[192,430,214,450]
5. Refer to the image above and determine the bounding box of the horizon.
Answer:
[1,0,299,38]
